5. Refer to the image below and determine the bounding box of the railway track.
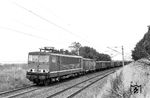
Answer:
[46,70,114,98]
[0,85,40,98]
[67,72,112,98]
[0,68,116,98]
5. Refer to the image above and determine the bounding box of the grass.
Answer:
[0,64,32,92]
[99,70,131,98]
[107,71,131,98]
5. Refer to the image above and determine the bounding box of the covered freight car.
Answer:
[95,61,112,71]
[82,58,96,73]
[26,51,83,85]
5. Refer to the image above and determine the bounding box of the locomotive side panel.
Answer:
[58,56,82,76]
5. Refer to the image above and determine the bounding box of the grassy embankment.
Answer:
[0,64,32,92]
[97,59,150,98]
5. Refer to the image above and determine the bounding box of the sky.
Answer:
[0,0,150,63]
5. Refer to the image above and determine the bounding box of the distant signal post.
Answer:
[122,46,125,67]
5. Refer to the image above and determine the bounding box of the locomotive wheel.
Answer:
[34,80,41,86]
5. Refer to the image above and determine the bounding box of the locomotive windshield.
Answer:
[28,55,49,62]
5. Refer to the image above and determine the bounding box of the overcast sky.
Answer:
[0,0,149,63]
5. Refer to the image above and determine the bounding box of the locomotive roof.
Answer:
[82,58,95,61]
[29,52,83,58]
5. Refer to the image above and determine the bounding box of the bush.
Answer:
[98,70,131,98]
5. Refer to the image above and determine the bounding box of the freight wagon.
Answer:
[82,58,96,73]
[95,61,111,71]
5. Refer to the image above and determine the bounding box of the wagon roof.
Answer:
[29,52,83,58]
[96,61,111,63]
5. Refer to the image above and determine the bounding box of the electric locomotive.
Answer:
[26,47,83,85]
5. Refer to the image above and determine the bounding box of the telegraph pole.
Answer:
[122,46,125,67]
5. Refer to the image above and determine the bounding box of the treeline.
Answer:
[69,42,111,61]
[79,46,111,61]
[47,42,111,61]
[132,26,150,60]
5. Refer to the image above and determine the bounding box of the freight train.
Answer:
[26,47,131,85]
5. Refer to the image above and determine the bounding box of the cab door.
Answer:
[49,55,59,77]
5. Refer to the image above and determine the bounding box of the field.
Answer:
[0,64,33,92]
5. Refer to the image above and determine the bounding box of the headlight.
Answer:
[40,69,48,73]
[29,69,35,72]
[43,70,46,72]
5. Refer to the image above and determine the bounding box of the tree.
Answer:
[69,42,82,55]
[132,26,150,60]
[79,46,95,59]
[96,53,111,61]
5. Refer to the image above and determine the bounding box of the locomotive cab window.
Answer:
[28,55,38,62]
[28,55,49,62]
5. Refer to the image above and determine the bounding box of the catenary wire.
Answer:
[12,1,93,46]
[0,26,62,44]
